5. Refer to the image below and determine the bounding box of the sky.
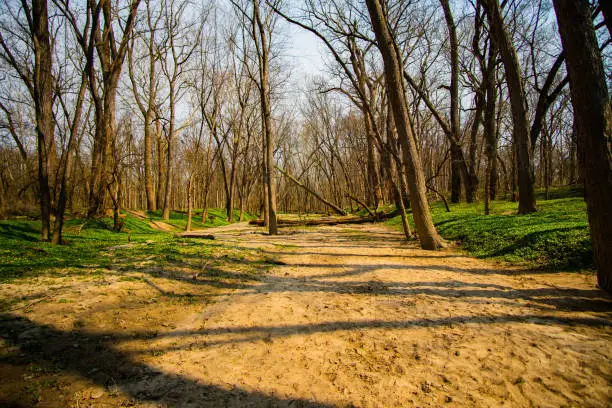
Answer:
[284,23,328,81]
[274,14,332,115]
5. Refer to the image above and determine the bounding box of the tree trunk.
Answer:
[366,140,381,208]
[466,91,483,204]
[253,0,277,235]
[32,0,54,241]
[144,113,156,211]
[262,156,269,227]
[440,0,465,204]
[366,0,443,249]
[484,0,537,214]
[382,146,412,239]
[113,183,122,232]
[162,135,172,220]
[449,145,462,203]
[239,195,245,222]
[484,39,497,213]
[216,152,231,221]
[144,13,158,211]
[201,184,210,224]
[553,0,612,294]
[227,159,237,222]
[52,75,87,244]
[156,128,165,210]
[162,78,177,221]
[185,178,192,232]
[86,1,139,218]
[542,123,551,200]
[107,172,122,232]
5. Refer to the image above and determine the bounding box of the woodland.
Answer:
[0,0,611,407]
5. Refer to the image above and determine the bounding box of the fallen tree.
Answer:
[344,193,376,218]
[275,166,347,216]
[248,210,400,228]
[179,233,215,239]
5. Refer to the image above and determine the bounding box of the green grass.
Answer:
[0,208,256,283]
[0,216,162,282]
[386,187,592,270]
[146,208,255,230]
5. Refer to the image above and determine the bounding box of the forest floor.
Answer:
[1,221,611,407]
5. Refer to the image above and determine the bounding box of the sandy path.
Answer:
[119,223,612,407]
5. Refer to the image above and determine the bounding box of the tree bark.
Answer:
[156,127,165,210]
[366,140,382,208]
[144,3,158,211]
[31,0,55,241]
[382,145,412,239]
[52,74,88,244]
[553,0,612,294]
[185,178,193,231]
[484,38,497,214]
[484,0,537,214]
[449,146,462,203]
[253,0,277,235]
[87,0,140,218]
[365,0,443,249]
[440,0,466,204]
[127,1,158,212]
[162,136,172,220]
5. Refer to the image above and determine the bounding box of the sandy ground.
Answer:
[1,222,611,407]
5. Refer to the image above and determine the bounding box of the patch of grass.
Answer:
[146,208,256,230]
[0,208,255,283]
[386,187,592,270]
[0,219,121,282]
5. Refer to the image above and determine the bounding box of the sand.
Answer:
[1,222,610,407]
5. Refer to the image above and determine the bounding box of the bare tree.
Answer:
[365,0,443,250]
[86,0,140,217]
[158,0,200,220]
[234,0,280,234]
[482,0,537,214]
[0,0,55,240]
[52,55,89,243]
[127,0,163,211]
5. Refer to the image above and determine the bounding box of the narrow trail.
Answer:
[123,208,176,231]
[135,223,611,407]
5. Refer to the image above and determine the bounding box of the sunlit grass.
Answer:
[146,208,255,230]
[386,187,592,270]
[0,208,256,283]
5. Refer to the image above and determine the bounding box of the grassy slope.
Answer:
[0,209,254,283]
[146,208,255,230]
[386,187,592,270]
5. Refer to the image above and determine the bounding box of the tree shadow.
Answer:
[109,249,612,314]
[264,250,463,259]
[0,314,333,407]
[139,313,611,354]
[2,296,610,406]
[0,222,41,242]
